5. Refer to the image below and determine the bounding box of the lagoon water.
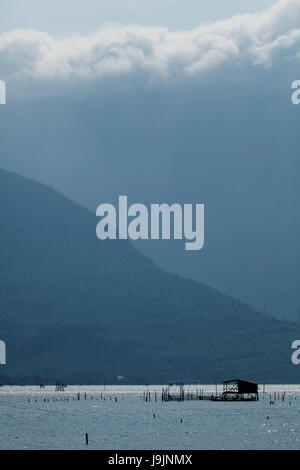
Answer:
[0,385,299,450]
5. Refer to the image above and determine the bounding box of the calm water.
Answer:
[0,385,299,450]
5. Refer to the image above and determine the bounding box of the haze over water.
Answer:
[0,385,299,450]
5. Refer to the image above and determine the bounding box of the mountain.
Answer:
[0,167,299,384]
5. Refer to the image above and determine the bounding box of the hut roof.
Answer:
[223,379,258,394]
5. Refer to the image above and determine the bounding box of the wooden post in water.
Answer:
[85,433,89,445]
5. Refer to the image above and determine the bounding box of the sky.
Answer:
[0,0,299,320]
[1,1,277,36]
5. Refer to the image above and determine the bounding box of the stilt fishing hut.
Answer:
[210,379,259,401]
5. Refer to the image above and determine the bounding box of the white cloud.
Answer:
[0,0,300,84]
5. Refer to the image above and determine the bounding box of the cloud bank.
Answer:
[0,0,300,85]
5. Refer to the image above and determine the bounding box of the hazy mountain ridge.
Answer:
[0,168,299,384]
